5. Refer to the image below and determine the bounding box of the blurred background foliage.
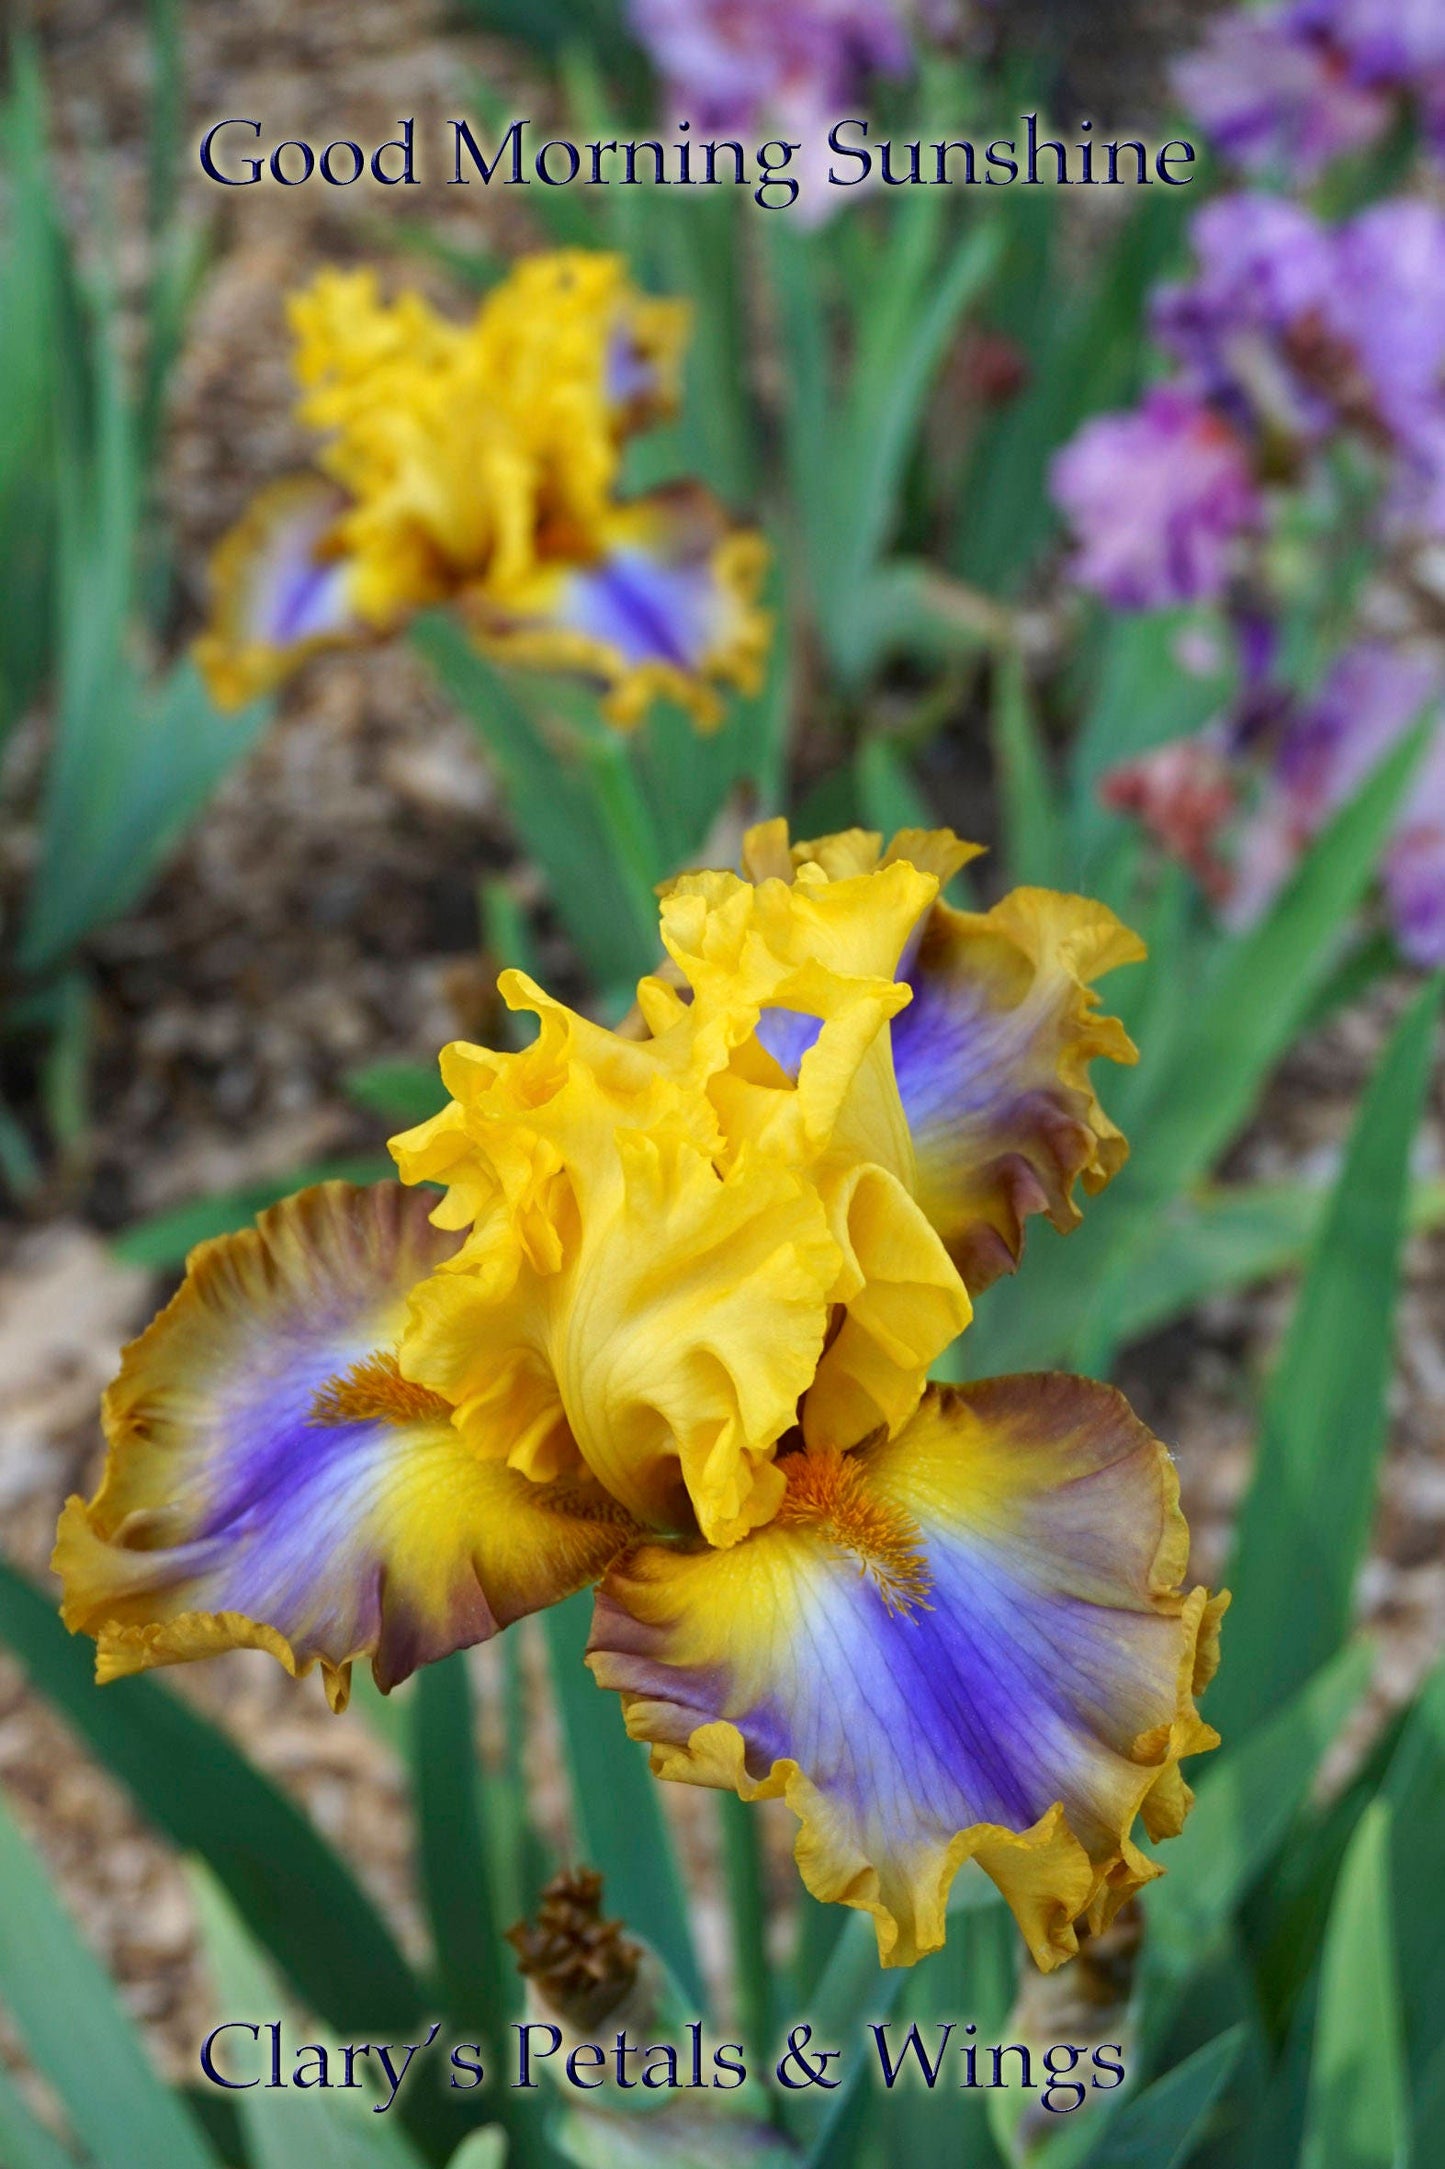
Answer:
[1,2,1443,2167]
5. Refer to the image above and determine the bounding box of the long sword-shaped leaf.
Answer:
[411,1655,513,2043]
[1412,2039,1445,2169]
[17,178,265,977]
[1381,1662,1445,2088]
[717,1792,772,2061]
[191,1868,429,2169]
[854,736,936,844]
[793,1911,908,2168]
[889,1903,1012,2166]
[960,1174,1445,1377]
[0,1785,220,2169]
[544,1593,702,2007]
[411,617,659,991]
[1084,2030,1244,2169]
[1300,1804,1409,2169]
[0,2059,79,2169]
[347,1063,449,1128]
[0,1561,424,2033]
[993,647,1065,887]
[110,1156,395,1269]
[1141,1643,1372,2040]
[1211,975,1443,1740]
[0,43,71,745]
[834,219,1003,651]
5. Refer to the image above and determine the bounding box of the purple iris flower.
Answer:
[1049,387,1260,612]
[627,0,913,138]
[1172,5,1394,180]
[1152,193,1341,436]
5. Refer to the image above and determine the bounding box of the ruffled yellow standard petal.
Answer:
[391,974,842,1548]
[462,485,771,733]
[194,476,364,708]
[470,248,691,449]
[288,255,687,622]
[54,1183,632,1710]
[654,856,973,1449]
[284,266,542,630]
[588,1376,1224,1971]
[729,823,1143,1295]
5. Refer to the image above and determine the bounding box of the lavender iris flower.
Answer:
[1323,201,1445,530]
[1176,0,1445,179]
[628,0,913,135]
[1152,193,1341,435]
[1172,5,1393,179]
[1049,387,1260,612]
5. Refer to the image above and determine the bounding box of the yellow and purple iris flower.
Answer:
[195,251,771,731]
[56,824,1224,1972]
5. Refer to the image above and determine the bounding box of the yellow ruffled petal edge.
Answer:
[617,1597,1223,1973]
[775,822,985,891]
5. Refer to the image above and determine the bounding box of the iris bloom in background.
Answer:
[56,825,1223,1973]
[1051,191,1445,610]
[629,0,911,136]
[626,0,955,220]
[1175,0,1445,180]
[196,251,771,730]
[1106,644,1445,968]
[1050,387,1260,612]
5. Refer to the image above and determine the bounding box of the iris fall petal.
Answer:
[589,1376,1222,1970]
[54,1183,632,1708]
[194,477,362,708]
[895,887,1144,1291]
[464,486,771,732]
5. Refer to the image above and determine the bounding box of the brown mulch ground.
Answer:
[0,0,1441,2130]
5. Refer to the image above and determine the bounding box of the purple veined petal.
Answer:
[54,1184,632,1708]
[589,1377,1223,1971]
[565,547,722,671]
[890,888,1142,1293]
